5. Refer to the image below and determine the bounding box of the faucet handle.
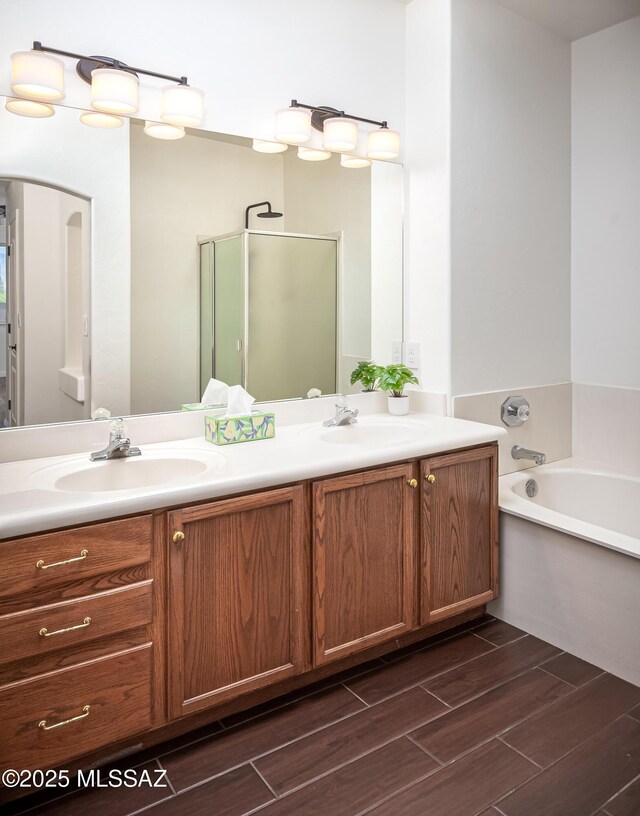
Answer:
[335,394,348,410]
[109,418,127,439]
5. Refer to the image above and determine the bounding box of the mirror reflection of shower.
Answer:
[244,201,284,229]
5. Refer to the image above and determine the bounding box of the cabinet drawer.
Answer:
[0,581,153,666]
[0,516,152,599]
[0,645,152,772]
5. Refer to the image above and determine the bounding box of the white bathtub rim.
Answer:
[500,457,640,561]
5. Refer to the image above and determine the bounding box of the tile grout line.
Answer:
[491,711,640,813]
[496,736,544,770]
[155,758,177,797]
[342,682,372,707]
[404,733,444,766]
[250,761,280,801]
[472,632,529,648]
[596,770,640,815]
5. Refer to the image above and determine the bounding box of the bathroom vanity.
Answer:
[0,411,501,788]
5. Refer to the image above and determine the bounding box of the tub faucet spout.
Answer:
[511,445,546,465]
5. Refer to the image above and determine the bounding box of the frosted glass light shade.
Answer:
[275,106,311,144]
[366,127,400,160]
[161,84,204,127]
[323,117,358,152]
[91,68,139,114]
[252,139,288,154]
[143,121,185,140]
[340,153,371,169]
[11,50,64,101]
[5,97,55,118]
[80,111,124,128]
[298,146,331,162]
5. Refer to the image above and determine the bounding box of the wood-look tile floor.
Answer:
[7,616,640,816]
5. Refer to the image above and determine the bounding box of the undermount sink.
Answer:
[30,449,227,493]
[303,419,423,447]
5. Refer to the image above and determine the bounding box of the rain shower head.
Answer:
[245,201,283,228]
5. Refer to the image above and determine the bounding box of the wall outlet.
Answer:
[391,341,403,364]
[405,342,420,370]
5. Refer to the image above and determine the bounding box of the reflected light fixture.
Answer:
[80,110,124,128]
[6,41,204,140]
[340,154,371,169]
[11,49,64,100]
[252,138,288,154]
[276,100,400,164]
[5,96,55,118]
[143,120,185,140]
[298,146,331,162]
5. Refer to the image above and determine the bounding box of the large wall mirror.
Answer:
[0,100,403,429]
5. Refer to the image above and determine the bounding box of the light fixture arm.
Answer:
[290,99,388,129]
[32,41,189,85]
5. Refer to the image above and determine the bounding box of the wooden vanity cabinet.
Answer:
[312,463,417,665]
[167,485,308,719]
[420,445,499,624]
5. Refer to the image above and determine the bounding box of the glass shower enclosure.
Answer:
[199,230,338,403]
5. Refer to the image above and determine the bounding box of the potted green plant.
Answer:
[350,361,383,392]
[378,364,419,415]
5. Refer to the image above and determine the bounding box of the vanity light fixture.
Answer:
[276,100,400,163]
[6,42,205,134]
[252,139,288,154]
[4,96,55,118]
[143,120,185,140]
[79,111,124,128]
[275,106,312,144]
[298,146,331,162]
[10,49,65,101]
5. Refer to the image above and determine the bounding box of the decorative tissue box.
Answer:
[205,411,275,446]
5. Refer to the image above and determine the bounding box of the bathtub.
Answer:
[491,457,640,686]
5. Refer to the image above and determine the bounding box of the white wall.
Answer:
[404,0,452,397]
[571,16,640,389]
[449,0,571,396]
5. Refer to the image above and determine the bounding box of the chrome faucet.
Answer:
[323,395,359,428]
[511,445,546,466]
[90,418,141,461]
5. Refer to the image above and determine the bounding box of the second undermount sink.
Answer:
[30,449,227,493]
[303,418,424,447]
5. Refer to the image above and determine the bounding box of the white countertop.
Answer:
[0,412,506,539]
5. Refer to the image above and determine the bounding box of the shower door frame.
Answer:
[199,228,342,401]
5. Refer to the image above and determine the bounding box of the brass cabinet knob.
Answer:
[407,478,418,488]
[426,474,436,484]
[172,531,185,543]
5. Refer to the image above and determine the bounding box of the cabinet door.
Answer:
[421,445,498,624]
[167,486,307,718]
[313,464,417,666]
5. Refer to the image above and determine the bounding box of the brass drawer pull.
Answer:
[172,531,185,543]
[426,474,436,484]
[38,705,90,731]
[36,549,89,570]
[407,479,418,488]
[39,617,92,638]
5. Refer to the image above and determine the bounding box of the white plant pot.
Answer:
[387,395,410,415]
